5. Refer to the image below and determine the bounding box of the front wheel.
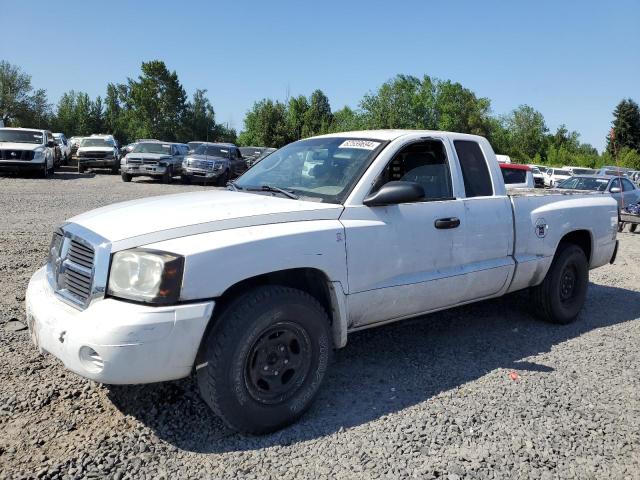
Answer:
[630,224,638,233]
[216,169,229,187]
[197,286,333,434]
[121,172,132,182]
[78,164,86,174]
[530,244,589,324]
[162,167,173,184]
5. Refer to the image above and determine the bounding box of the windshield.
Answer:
[234,137,386,204]
[0,129,43,144]
[554,170,570,176]
[194,145,230,157]
[530,167,541,174]
[132,142,171,154]
[571,168,594,175]
[557,177,609,191]
[81,137,114,147]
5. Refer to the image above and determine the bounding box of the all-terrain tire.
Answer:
[197,286,333,434]
[530,244,589,324]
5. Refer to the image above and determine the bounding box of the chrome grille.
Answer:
[48,230,96,308]
[191,160,214,170]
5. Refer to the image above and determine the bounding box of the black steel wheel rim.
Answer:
[560,264,577,302]
[244,321,312,404]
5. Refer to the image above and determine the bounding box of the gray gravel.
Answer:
[1,168,639,479]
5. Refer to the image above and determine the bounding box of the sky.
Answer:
[2,0,639,151]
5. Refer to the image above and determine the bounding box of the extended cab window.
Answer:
[454,140,493,197]
[622,178,635,191]
[372,140,453,200]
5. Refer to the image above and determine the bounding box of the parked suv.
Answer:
[0,128,56,178]
[181,142,245,185]
[76,135,120,173]
[121,141,187,183]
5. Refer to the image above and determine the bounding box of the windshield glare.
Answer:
[234,137,385,203]
[81,138,114,147]
[132,142,171,154]
[558,177,609,191]
[194,145,230,157]
[0,129,43,144]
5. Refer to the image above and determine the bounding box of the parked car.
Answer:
[120,141,187,183]
[68,136,84,159]
[596,166,634,177]
[181,142,245,185]
[76,135,120,174]
[543,167,572,187]
[556,175,640,211]
[53,133,71,165]
[526,165,545,187]
[26,130,620,434]
[0,127,56,177]
[500,163,534,188]
[563,166,596,175]
[240,146,277,169]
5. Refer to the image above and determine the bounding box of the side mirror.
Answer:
[47,140,55,148]
[610,187,621,194]
[363,181,425,207]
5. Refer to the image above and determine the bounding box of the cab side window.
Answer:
[372,140,453,200]
[610,178,621,191]
[454,140,493,197]
[621,178,635,191]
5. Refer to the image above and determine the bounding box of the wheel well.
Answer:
[215,268,334,324]
[559,230,592,264]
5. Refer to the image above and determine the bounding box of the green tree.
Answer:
[503,105,548,162]
[287,95,309,140]
[433,80,492,136]
[0,60,51,127]
[607,98,640,155]
[360,74,428,129]
[302,89,333,137]
[238,99,289,147]
[331,106,365,132]
[186,89,216,141]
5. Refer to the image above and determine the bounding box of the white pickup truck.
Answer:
[26,130,619,433]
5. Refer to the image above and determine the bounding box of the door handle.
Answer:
[434,217,460,229]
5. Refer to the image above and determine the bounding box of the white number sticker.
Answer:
[338,140,381,150]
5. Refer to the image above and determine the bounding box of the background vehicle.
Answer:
[0,128,56,178]
[121,141,186,183]
[68,136,84,160]
[26,130,619,434]
[495,154,511,163]
[544,167,572,187]
[500,163,534,188]
[527,165,545,187]
[53,133,70,165]
[181,142,245,185]
[76,135,120,173]
[597,166,634,177]
[563,166,596,175]
[557,175,640,210]
[240,146,277,169]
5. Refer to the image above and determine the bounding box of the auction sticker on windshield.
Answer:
[338,140,380,150]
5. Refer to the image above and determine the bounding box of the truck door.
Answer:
[341,138,468,328]
[451,139,513,301]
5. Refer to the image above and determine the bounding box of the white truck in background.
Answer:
[26,130,619,434]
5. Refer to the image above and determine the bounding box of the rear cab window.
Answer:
[453,140,493,197]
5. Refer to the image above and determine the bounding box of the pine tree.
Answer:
[607,98,640,155]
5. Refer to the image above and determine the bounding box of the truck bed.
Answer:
[506,187,609,198]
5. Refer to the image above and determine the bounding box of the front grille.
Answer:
[127,157,142,164]
[79,151,109,158]
[191,160,214,170]
[49,232,96,307]
[0,149,35,161]
[143,159,158,165]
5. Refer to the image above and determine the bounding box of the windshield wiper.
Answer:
[244,184,299,200]
[227,180,242,191]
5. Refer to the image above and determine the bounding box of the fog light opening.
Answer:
[79,346,104,373]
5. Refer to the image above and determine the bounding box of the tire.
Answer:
[111,164,119,175]
[180,175,190,185]
[216,169,229,187]
[121,173,132,183]
[78,164,86,174]
[618,222,625,233]
[197,286,333,434]
[39,162,50,179]
[630,223,638,233]
[530,244,589,324]
[162,167,173,184]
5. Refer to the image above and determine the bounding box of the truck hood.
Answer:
[68,190,343,249]
[125,152,172,161]
[77,146,115,153]
[0,142,43,151]
[185,154,226,162]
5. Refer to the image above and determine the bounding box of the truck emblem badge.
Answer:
[10,151,16,157]
[535,218,547,238]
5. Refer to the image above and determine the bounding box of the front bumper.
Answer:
[182,168,223,179]
[26,267,214,385]
[77,157,118,167]
[0,161,45,172]
[121,164,168,176]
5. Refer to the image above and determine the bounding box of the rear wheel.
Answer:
[78,164,86,174]
[197,286,332,434]
[180,175,190,184]
[121,173,132,182]
[40,161,50,179]
[530,244,589,324]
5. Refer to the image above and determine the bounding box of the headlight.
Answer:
[214,161,223,170]
[33,148,44,160]
[107,249,184,304]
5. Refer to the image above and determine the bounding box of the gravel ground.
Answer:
[0,168,639,479]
